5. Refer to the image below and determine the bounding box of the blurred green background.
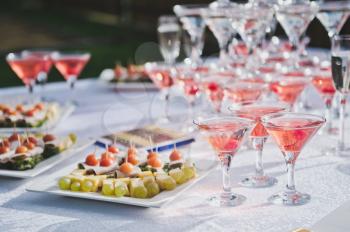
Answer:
[0,0,349,88]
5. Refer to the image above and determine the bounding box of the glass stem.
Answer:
[221,153,232,194]
[219,49,227,67]
[189,99,195,119]
[27,83,34,94]
[190,36,201,68]
[291,40,300,69]
[252,137,266,177]
[161,89,170,120]
[246,47,255,77]
[68,77,76,90]
[286,160,296,193]
[338,95,347,152]
[27,83,35,104]
[218,37,231,69]
[324,98,333,132]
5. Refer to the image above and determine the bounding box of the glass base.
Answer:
[239,175,277,188]
[207,192,246,207]
[268,190,310,206]
[323,147,350,157]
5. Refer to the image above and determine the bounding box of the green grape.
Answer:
[102,183,114,196]
[58,177,71,190]
[114,182,128,197]
[145,182,160,198]
[131,186,148,198]
[157,176,176,191]
[70,181,81,192]
[81,180,93,192]
[183,167,195,180]
[169,169,187,185]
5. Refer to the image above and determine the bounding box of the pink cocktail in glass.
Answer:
[224,82,265,103]
[312,71,337,134]
[229,102,288,188]
[52,51,90,89]
[201,78,225,113]
[6,52,46,94]
[270,77,309,110]
[22,50,55,75]
[145,62,175,124]
[173,65,201,132]
[22,50,56,99]
[194,116,254,207]
[262,112,325,205]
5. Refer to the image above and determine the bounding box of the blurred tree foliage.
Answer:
[0,0,349,87]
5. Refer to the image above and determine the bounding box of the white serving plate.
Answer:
[0,103,75,134]
[26,159,217,208]
[98,69,157,91]
[0,138,95,178]
[110,82,158,91]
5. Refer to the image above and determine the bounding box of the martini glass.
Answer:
[331,35,350,156]
[6,52,46,96]
[22,49,56,100]
[22,50,55,84]
[158,15,181,65]
[262,112,325,205]
[227,4,273,76]
[174,4,207,68]
[145,62,174,124]
[194,116,254,207]
[269,77,309,112]
[174,65,200,132]
[229,102,288,188]
[317,1,350,42]
[201,3,236,70]
[201,77,225,114]
[311,70,337,135]
[275,0,319,69]
[224,82,266,104]
[52,51,90,89]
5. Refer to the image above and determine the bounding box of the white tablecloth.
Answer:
[1,79,350,232]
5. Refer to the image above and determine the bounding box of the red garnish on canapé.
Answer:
[9,133,21,143]
[23,141,36,150]
[108,146,119,154]
[34,103,45,111]
[15,146,28,154]
[169,149,182,161]
[127,154,139,165]
[43,134,56,142]
[100,156,113,167]
[85,154,99,166]
[24,108,37,117]
[120,162,134,174]
[147,157,162,168]
[0,146,10,154]
[28,136,38,145]
[147,151,158,160]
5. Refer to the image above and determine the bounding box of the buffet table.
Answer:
[1,79,350,232]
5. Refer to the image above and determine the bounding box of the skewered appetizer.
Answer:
[58,146,196,199]
[111,63,150,83]
[0,102,61,128]
[0,132,77,170]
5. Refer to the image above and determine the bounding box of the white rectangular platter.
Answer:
[0,138,95,178]
[0,103,75,134]
[26,159,217,208]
